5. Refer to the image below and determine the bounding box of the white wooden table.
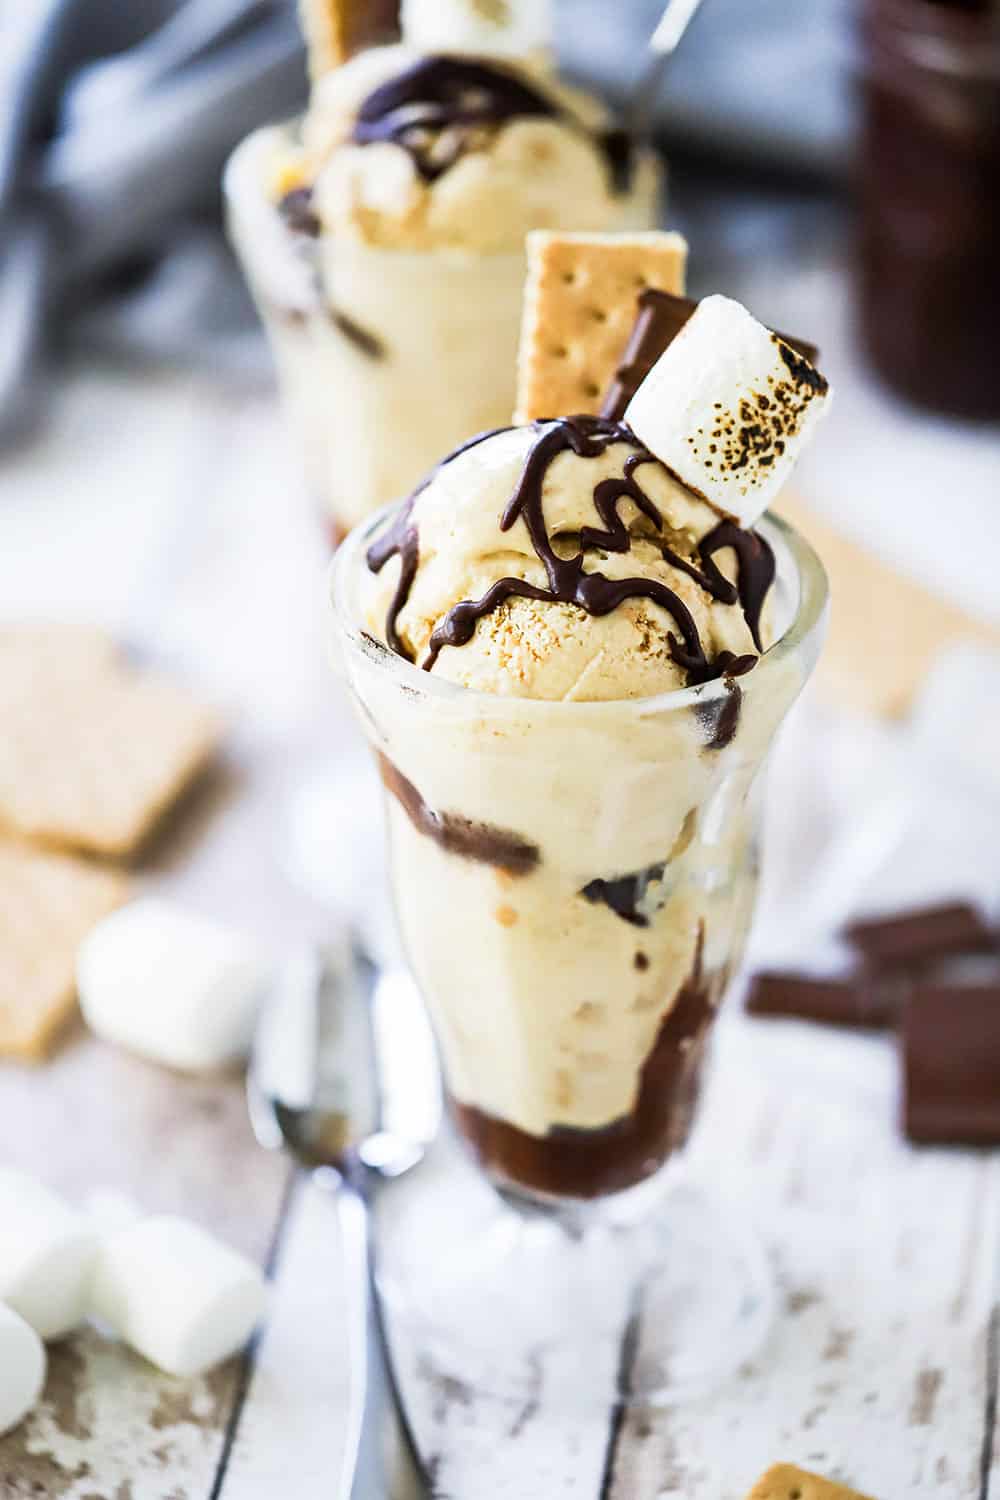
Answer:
[0,361,997,1499]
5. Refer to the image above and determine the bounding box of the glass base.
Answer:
[376,1140,774,1410]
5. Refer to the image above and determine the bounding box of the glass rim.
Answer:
[329,495,830,720]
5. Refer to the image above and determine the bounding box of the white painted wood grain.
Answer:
[381,1137,628,1500]
[605,1015,999,1499]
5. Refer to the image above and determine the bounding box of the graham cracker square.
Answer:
[0,625,221,859]
[0,840,129,1060]
[746,1464,877,1500]
[298,0,400,79]
[515,230,688,423]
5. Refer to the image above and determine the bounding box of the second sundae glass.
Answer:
[330,503,828,1407]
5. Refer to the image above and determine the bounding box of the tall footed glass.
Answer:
[225,124,659,543]
[330,507,827,1406]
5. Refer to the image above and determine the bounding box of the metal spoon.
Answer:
[249,939,440,1499]
[629,0,708,144]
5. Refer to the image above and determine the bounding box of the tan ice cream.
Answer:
[366,423,767,699]
[340,413,812,1196]
[301,46,660,253]
[225,35,660,537]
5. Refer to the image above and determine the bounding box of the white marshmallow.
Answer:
[77,899,269,1073]
[89,1216,266,1377]
[401,0,552,57]
[0,1305,45,1436]
[625,294,830,527]
[0,1170,96,1341]
[83,1188,145,1237]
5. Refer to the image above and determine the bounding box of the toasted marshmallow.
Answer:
[0,1305,45,1436]
[77,899,269,1073]
[90,1215,266,1378]
[401,0,552,57]
[625,294,830,527]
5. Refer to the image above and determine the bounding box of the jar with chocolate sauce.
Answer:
[857,0,1000,418]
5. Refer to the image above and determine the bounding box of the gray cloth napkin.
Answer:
[0,0,851,447]
[0,0,307,442]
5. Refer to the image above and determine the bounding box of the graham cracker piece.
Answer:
[0,841,128,1060]
[298,0,400,79]
[515,231,688,423]
[746,1465,876,1500]
[0,625,222,859]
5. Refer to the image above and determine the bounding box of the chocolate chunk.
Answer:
[844,902,996,973]
[378,754,539,875]
[581,861,666,928]
[600,290,698,422]
[600,289,821,424]
[746,972,899,1029]
[696,678,743,751]
[903,984,1000,1146]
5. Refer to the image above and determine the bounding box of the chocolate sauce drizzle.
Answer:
[698,520,774,654]
[367,427,502,657]
[351,55,632,192]
[368,416,773,688]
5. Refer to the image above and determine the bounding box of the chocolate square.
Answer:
[903,984,1000,1146]
[844,902,996,973]
[746,972,898,1029]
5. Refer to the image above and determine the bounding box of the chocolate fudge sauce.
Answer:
[378,753,540,874]
[352,55,634,191]
[368,417,775,688]
[858,0,1000,417]
[453,931,718,1198]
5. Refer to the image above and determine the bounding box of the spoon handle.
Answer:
[336,1185,425,1500]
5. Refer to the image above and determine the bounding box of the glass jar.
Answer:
[857,0,1000,418]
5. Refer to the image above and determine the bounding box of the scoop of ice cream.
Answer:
[292,46,658,253]
[366,421,773,701]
